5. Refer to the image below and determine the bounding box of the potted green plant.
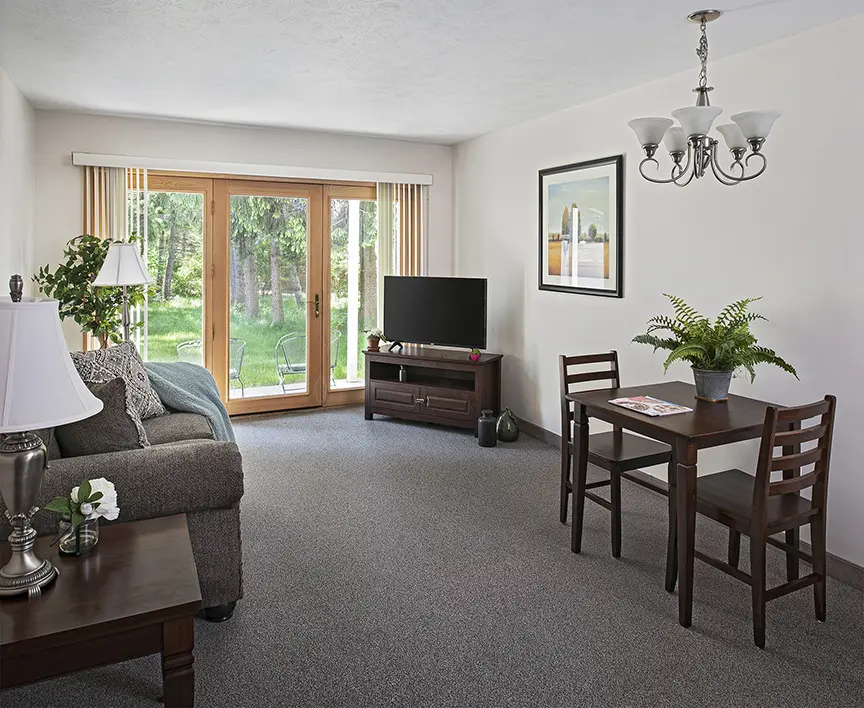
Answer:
[365,328,386,352]
[632,294,797,402]
[33,234,146,348]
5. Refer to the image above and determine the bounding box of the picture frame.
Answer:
[538,155,624,298]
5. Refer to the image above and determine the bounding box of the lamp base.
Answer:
[0,432,59,599]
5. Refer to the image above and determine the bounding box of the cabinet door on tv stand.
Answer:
[369,381,420,414]
[420,386,475,422]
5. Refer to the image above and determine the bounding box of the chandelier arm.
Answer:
[709,150,747,185]
[673,167,697,188]
[710,149,768,183]
[637,157,682,185]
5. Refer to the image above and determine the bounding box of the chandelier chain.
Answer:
[697,17,709,89]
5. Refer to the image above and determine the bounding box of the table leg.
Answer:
[162,616,195,707]
[664,451,678,593]
[675,439,697,628]
[570,404,589,554]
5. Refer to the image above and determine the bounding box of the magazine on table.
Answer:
[608,395,693,417]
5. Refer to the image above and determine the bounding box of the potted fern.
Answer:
[633,294,797,402]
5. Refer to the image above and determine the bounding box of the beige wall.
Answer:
[454,15,864,565]
[33,111,454,343]
[0,65,35,287]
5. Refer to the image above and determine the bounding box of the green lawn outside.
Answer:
[147,298,362,390]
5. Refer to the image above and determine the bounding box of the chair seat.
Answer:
[696,469,816,530]
[278,363,306,374]
[577,431,671,471]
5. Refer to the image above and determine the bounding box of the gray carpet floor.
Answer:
[6,406,863,707]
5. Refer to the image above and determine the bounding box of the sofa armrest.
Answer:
[0,440,243,539]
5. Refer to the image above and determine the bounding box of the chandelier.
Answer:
[628,10,780,186]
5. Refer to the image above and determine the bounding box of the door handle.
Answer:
[416,397,427,405]
[314,293,320,318]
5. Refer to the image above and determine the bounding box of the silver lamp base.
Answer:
[0,432,59,598]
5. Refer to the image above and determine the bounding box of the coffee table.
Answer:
[0,514,201,706]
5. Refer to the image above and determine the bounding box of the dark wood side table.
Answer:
[1,514,201,707]
[566,381,775,628]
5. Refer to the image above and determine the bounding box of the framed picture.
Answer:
[538,155,624,297]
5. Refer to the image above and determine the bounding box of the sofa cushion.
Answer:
[54,378,149,457]
[143,412,215,445]
[71,342,165,420]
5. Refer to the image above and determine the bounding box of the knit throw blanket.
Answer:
[144,362,235,443]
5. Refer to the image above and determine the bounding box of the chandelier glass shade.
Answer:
[628,10,780,186]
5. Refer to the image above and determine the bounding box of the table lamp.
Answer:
[0,275,103,598]
[92,242,153,342]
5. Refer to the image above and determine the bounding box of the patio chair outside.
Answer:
[229,338,246,396]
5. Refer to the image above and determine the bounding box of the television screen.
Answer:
[384,276,487,349]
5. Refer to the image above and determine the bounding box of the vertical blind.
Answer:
[376,182,428,326]
[82,166,149,350]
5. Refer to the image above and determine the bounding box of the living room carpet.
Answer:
[6,406,863,707]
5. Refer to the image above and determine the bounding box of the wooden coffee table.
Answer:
[0,514,201,706]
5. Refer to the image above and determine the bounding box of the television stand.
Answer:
[364,346,502,432]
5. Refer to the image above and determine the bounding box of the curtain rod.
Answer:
[71,152,434,185]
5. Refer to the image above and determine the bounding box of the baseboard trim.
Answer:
[518,416,864,591]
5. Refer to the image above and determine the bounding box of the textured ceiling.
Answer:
[0,0,861,143]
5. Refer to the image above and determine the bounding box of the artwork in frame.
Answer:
[538,155,624,297]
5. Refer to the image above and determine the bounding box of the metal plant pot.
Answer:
[692,368,733,402]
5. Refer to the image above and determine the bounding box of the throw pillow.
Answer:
[71,341,165,420]
[55,378,149,457]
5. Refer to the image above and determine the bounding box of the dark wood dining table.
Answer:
[566,380,776,628]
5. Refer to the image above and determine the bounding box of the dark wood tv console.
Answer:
[364,346,502,431]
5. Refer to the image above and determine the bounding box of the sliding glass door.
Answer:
[325,185,378,402]
[135,174,371,415]
[213,181,325,415]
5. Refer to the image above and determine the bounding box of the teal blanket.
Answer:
[145,362,235,443]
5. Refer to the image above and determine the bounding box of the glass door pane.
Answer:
[143,190,206,365]
[229,193,310,400]
[329,194,377,389]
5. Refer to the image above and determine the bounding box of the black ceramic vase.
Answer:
[496,408,519,442]
[477,410,497,447]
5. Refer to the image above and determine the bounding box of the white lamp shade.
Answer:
[0,297,103,433]
[627,117,674,146]
[731,110,781,140]
[716,123,748,150]
[672,106,723,137]
[93,242,154,287]
[663,127,688,153]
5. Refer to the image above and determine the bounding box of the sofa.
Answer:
[0,409,244,621]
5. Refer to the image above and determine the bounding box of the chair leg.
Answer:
[610,469,622,558]
[811,516,827,622]
[785,528,800,581]
[664,458,678,593]
[728,531,741,569]
[559,442,571,524]
[750,531,767,649]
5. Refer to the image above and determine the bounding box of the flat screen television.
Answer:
[384,276,487,349]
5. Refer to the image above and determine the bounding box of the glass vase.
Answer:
[58,517,99,556]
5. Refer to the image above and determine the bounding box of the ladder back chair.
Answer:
[560,352,674,572]
[693,395,837,648]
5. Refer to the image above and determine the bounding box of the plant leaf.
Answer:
[44,497,71,514]
[77,479,92,504]
[88,490,103,503]
[71,510,84,528]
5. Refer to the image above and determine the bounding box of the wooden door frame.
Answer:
[215,180,326,416]
[323,185,376,407]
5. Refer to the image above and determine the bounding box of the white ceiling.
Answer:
[0,0,861,144]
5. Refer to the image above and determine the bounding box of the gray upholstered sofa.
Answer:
[0,410,244,621]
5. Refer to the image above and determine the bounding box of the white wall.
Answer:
[0,65,35,285]
[454,15,864,565]
[33,111,454,342]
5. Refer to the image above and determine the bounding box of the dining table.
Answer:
[565,380,777,628]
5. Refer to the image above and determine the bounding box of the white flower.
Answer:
[71,477,120,522]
